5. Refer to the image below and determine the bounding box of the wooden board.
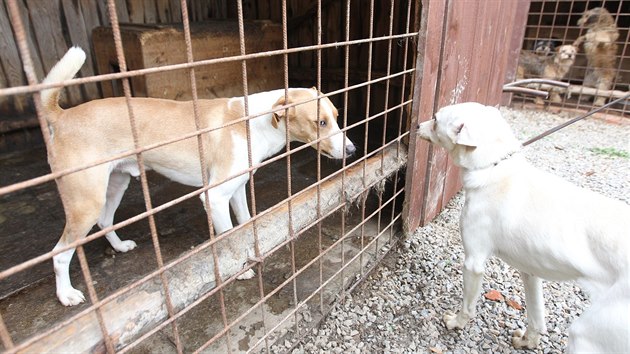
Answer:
[403,0,531,232]
[61,0,100,100]
[92,21,284,101]
[0,3,27,112]
[25,0,83,106]
[402,0,447,233]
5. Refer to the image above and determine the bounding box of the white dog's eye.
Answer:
[319,120,327,127]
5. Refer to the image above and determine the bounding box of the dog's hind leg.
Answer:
[512,273,545,349]
[229,182,256,280]
[53,167,108,306]
[229,183,252,225]
[443,254,488,329]
[567,280,630,353]
[98,172,137,252]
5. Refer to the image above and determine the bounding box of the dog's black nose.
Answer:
[346,143,356,156]
[416,123,420,130]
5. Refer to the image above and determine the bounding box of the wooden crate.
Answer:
[92,21,283,100]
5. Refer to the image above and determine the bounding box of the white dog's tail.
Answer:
[40,46,86,116]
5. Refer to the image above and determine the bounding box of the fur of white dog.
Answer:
[417,102,630,352]
[41,47,356,306]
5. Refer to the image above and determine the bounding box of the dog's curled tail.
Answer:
[41,46,86,115]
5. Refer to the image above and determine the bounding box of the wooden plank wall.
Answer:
[403,0,529,232]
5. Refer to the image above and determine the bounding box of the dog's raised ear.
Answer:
[271,96,290,129]
[453,121,479,147]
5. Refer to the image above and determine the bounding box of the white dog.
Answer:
[41,47,356,306]
[417,102,629,352]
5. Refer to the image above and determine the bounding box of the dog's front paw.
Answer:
[237,269,256,280]
[113,240,137,253]
[57,288,86,306]
[443,311,467,330]
[512,329,541,349]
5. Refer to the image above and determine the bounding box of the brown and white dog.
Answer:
[573,7,619,106]
[517,44,578,103]
[41,47,356,306]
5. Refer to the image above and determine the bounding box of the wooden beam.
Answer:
[19,144,407,352]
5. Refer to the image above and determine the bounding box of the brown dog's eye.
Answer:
[319,120,327,127]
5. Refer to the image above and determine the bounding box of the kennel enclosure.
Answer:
[0,0,579,352]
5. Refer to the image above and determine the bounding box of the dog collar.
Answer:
[472,149,521,171]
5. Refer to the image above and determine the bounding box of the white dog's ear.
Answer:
[453,122,479,147]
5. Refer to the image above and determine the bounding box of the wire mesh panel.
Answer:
[511,0,629,116]
[0,0,416,352]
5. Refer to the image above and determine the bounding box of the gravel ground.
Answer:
[291,107,629,354]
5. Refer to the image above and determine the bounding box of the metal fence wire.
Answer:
[0,0,416,352]
[511,0,629,115]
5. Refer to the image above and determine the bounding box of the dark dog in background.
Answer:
[517,44,577,103]
[573,7,619,106]
[531,38,561,57]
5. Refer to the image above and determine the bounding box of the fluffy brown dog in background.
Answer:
[517,44,577,103]
[573,7,619,106]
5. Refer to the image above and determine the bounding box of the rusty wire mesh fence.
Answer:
[511,0,629,116]
[0,0,417,352]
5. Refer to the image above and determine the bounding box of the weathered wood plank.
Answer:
[15,0,44,81]
[79,0,103,38]
[465,0,492,104]
[0,61,10,114]
[0,2,27,112]
[442,0,481,208]
[155,0,170,23]
[61,0,100,100]
[488,0,517,105]
[18,144,407,353]
[26,0,83,106]
[404,0,528,231]
[169,0,181,22]
[143,0,157,23]
[115,0,129,22]
[127,0,145,23]
[502,0,531,105]
[423,0,463,224]
[402,0,447,232]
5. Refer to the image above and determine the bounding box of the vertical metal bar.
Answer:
[392,0,413,244]
[105,1,183,352]
[9,0,110,351]
[558,0,572,112]
[0,312,14,349]
[398,0,413,160]
[280,0,301,343]
[608,4,628,115]
[75,246,115,353]
[572,0,588,112]
[375,0,396,251]
[4,0,53,158]
[236,1,268,351]
[316,0,324,316]
[339,0,351,301]
[359,0,376,276]
[178,1,228,353]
